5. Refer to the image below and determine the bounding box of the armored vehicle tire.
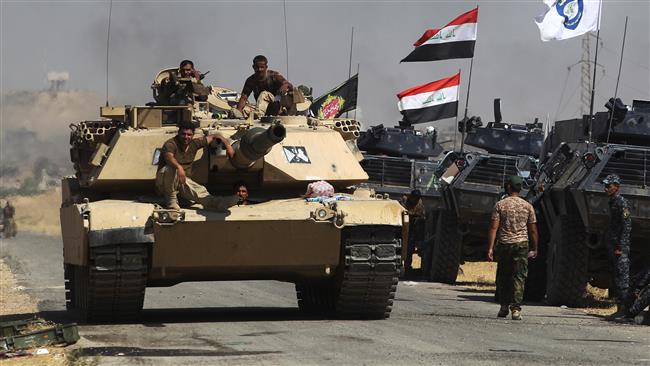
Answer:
[430,212,461,284]
[295,225,401,319]
[545,215,588,307]
[65,243,149,323]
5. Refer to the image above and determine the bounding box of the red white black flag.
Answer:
[397,73,460,124]
[401,7,478,62]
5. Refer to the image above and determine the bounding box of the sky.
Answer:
[1,0,649,130]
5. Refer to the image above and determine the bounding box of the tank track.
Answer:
[65,243,149,323]
[296,225,401,319]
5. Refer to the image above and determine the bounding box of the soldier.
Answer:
[233,181,250,205]
[156,120,238,211]
[236,55,293,116]
[602,174,633,318]
[159,60,209,105]
[2,200,17,238]
[403,189,426,277]
[626,267,650,324]
[487,175,538,320]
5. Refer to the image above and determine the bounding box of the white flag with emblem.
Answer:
[535,0,601,41]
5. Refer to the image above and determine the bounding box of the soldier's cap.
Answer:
[508,175,524,187]
[602,174,621,186]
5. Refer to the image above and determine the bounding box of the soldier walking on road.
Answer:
[602,174,633,319]
[2,200,17,238]
[487,175,538,320]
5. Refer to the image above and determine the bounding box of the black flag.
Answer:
[310,74,358,119]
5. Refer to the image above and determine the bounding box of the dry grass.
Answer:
[581,285,617,316]
[457,261,497,290]
[3,188,61,236]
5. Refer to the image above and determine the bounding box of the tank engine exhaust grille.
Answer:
[361,157,412,187]
[598,148,649,188]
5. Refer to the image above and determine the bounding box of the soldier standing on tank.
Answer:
[156,121,239,211]
[487,175,538,321]
[236,55,293,116]
[2,200,17,238]
[403,190,426,277]
[602,174,633,319]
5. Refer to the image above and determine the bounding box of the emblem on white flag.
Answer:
[535,0,602,41]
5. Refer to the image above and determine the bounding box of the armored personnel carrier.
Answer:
[430,99,543,286]
[531,98,650,306]
[357,124,448,277]
[61,69,407,322]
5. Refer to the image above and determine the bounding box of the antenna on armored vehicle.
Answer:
[104,0,113,107]
[607,16,629,143]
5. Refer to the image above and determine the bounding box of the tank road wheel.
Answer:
[295,226,401,319]
[545,215,588,307]
[430,212,462,284]
[67,243,149,323]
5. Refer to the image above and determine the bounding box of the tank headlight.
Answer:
[582,152,599,169]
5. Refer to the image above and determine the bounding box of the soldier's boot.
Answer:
[165,191,181,211]
[497,305,509,318]
[511,309,522,320]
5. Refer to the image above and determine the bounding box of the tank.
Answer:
[60,68,407,322]
[357,123,448,278]
[429,99,543,289]
[529,98,650,306]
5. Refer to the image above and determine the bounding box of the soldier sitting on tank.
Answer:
[236,55,300,116]
[233,181,250,205]
[159,60,210,105]
[156,121,238,211]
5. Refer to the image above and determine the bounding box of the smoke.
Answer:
[0,90,103,183]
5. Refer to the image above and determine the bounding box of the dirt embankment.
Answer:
[2,188,61,237]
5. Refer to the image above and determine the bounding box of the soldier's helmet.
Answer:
[602,174,621,186]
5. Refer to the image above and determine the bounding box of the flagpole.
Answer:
[587,1,603,143]
[459,56,474,154]
[354,63,360,120]
[606,16,628,143]
[453,69,461,151]
[346,27,355,118]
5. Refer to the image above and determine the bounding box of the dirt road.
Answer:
[1,232,648,365]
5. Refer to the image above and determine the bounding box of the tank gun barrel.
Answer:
[230,124,286,169]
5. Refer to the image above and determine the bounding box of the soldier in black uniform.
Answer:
[602,174,633,318]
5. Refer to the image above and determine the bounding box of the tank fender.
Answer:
[85,200,156,247]
[328,199,405,227]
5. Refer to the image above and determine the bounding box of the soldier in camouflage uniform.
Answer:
[602,174,633,318]
[487,176,538,320]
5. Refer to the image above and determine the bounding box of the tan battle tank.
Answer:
[61,68,408,322]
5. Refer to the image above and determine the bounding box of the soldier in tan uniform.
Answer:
[156,121,238,211]
[487,175,538,320]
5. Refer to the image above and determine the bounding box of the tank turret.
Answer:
[230,124,286,169]
[358,124,443,159]
[461,98,544,158]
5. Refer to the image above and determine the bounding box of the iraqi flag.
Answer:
[397,73,460,124]
[401,7,478,62]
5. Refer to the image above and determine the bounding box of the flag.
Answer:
[535,0,602,41]
[310,74,358,119]
[397,73,460,124]
[401,8,478,62]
